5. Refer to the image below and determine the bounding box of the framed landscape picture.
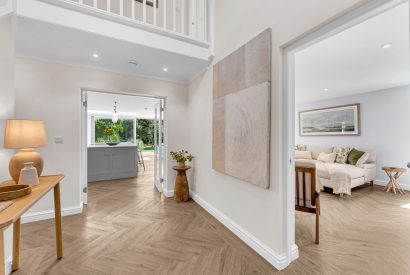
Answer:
[299,103,361,136]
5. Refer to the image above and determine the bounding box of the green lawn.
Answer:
[143,145,154,152]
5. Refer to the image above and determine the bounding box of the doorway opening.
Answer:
[80,89,167,204]
[283,0,409,266]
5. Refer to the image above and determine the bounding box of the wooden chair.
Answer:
[295,165,320,244]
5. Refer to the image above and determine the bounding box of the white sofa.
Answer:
[295,146,377,194]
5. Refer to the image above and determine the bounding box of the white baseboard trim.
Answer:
[374,179,410,191]
[5,256,11,275]
[189,191,290,270]
[21,205,83,224]
[290,244,299,261]
[163,190,174,198]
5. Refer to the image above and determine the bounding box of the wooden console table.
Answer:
[0,174,64,275]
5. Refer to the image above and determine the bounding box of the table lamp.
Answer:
[3,120,47,183]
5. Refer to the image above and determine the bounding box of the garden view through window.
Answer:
[94,118,155,151]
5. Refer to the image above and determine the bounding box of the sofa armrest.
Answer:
[359,163,376,169]
[359,163,376,182]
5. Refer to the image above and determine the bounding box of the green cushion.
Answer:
[347,148,365,165]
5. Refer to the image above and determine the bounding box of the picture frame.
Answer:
[135,0,159,8]
[299,103,361,136]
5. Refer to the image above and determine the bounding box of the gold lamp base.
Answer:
[9,148,43,183]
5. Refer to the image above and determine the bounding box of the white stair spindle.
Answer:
[172,0,176,32]
[143,0,146,23]
[93,0,97,8]
[120,0,123,16]
[180,0,184,35]
[107,0,111,12]
[131,0,135,20]
[153,0,157,26]
[163,0,167,29]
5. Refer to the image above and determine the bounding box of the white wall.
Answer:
[0,15,15,273]
[296,85,410,186]
[188,0,365,269]
[14,57,190,213]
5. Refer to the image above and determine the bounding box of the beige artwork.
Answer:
[212,28,271,189]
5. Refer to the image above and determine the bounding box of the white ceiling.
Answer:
[87,91,160,119]
[15,17,209,83]
[295,2,410,104]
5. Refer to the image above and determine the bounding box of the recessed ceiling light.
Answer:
[163,67,168,72]
[381,43,393,49]
[323,88,329,92]
[92,53,99,58]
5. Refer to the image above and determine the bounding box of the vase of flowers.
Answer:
[170,150,194,167]
[104,127,120,146]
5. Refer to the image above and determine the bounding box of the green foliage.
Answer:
[95,118,132,143]
[136,119,155,145]
[170,150,194,163]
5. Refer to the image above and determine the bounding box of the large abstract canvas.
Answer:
[212,29,271,189]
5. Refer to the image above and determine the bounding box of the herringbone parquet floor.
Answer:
[14,154,410,274]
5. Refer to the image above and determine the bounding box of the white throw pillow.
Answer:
[317,152,336,163]
[356,151,370,167]
[295,150,312,160]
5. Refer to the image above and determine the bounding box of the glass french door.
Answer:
[154,99,165,192]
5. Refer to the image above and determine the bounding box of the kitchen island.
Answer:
[88,144,138,182]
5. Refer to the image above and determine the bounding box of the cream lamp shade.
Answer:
[3,120,47,183]
[4,120,47,149]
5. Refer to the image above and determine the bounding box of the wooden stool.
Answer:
[172,166,191,202]
[382,167,407,195]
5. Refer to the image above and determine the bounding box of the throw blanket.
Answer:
[320,163,352,195]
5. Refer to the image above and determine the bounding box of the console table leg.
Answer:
[12,218,20,271]
[54,182,63,259]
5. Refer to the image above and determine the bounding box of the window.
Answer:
[93,117,136,144]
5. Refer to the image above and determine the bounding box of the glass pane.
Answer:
[94,118,135,143]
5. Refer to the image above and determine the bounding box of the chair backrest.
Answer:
[295,165,317,208]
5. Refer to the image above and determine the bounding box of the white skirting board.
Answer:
[21,205,83,224]
[163,190,174,198]
[5,256,11,275]
[374,179,410,191]
[189,191,294,271]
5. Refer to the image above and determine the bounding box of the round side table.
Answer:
[382,167,407,195]
[172,166,191,202]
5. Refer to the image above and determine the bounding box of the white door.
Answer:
[154,100,164,192]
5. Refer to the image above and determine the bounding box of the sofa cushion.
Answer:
[317,152,336,163]
[295,150,312,159]
[333,146,351,163]
[318,163,365,179]
[356,148,377,163]
[295,144,307,151]
[306,146,333,160]
[356,151,370,166]
[347,148,366,165]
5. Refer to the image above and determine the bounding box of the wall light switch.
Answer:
[54,136,64,144]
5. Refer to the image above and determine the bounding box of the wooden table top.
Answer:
[382,167,407,173]
[0,175,64,229]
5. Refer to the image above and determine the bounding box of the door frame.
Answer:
[80,88,168,205]
[282,0,408,265]
[153,98,165,193]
